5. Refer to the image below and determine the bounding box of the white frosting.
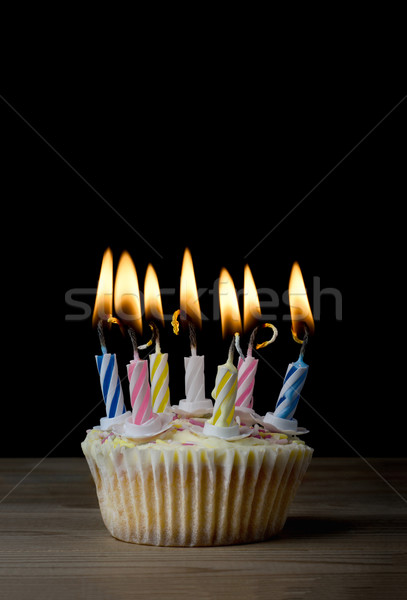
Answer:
[90,417,298,449]
[97,411,132,431]
[114,412,173,440]
[171,398,213,418]
[202,421,252,440]
[234,406,260,426]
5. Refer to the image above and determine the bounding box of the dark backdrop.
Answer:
[2,51,405,458]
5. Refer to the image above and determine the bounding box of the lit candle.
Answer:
[92,248,128,429]
[113,255,172,439]
[204,268,242,439]
[262,261,314,433]
[171,248,212,416]
[114,251,152,425]
[235,265,278,420]
[144,264,170,414]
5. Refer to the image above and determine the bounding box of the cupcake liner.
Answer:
[82,434,312,546]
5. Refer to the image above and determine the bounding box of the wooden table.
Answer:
[0,458,406,599]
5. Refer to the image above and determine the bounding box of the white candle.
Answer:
[171,249,213,416]
[184,353,206,403]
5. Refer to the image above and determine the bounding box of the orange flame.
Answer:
[144,264,164,325]
[114,251,142,335]
[243,264,261,333]
[180,248,202,329]
[289,262,315,339]
[92,248,113,327]
[219,268,242,338]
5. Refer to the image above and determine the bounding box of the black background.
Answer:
[2,45,405,458]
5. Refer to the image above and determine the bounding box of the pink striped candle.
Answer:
[235,323,278,413]
[236,354,258,409]
[127,358,153,425]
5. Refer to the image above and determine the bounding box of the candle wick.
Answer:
[227,335,236,364]
[251,323,278,352]
[247,326,259,357]
[97,319,108,354]
[188,321,198,355]
[149,321,161,354]
[171,309,180,335]
[137,323,155,353]
[128,327,140,360]
[234,332,245,361]
[299,326,309,360]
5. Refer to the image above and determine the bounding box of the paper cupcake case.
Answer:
[82,437,313,547]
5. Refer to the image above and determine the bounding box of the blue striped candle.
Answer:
[274,355,308,420]
[95,353,126,418]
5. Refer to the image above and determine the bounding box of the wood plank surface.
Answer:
[0,457,406,600]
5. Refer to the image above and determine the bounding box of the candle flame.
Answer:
[289,262,315,339]
[144,264,164,325]
[243,264,261,333]
[114,251,142,335]
[180,247,202,329]
[219,268,242,338]
[92,248,113,327]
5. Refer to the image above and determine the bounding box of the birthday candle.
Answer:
[144,264,171,413]
[184,354,206,403]
[235,355,258,409]
[236,264,261,410]
[236,266,277,412]
[179,248,207,405]
[273,356,308,420]
[93,248,126,421]
[96,353,126,418]
[208,358,238,427]
[275,261,314,420]
[205,268,241,434]
[264,262,314,432]
[171,249,213,416]
[127,358,153,425]
[112,249,153,425]
[235,323,277,411]
[149,351,170,413]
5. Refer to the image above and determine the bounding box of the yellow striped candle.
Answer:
[149,351,170,413]
[143,263,171,414]
[208,360,237,427]
[204,268,241,439]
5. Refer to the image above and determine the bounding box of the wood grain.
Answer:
[0,457,406,599]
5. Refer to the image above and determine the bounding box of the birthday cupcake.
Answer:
[83,314,313,546]
[84,250,314,546]
[82,416,312,546]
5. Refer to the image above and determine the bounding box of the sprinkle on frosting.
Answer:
[87,417,304,451]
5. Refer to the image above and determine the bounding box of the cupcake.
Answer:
[86,250,313,545]
[81,417,312,546]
